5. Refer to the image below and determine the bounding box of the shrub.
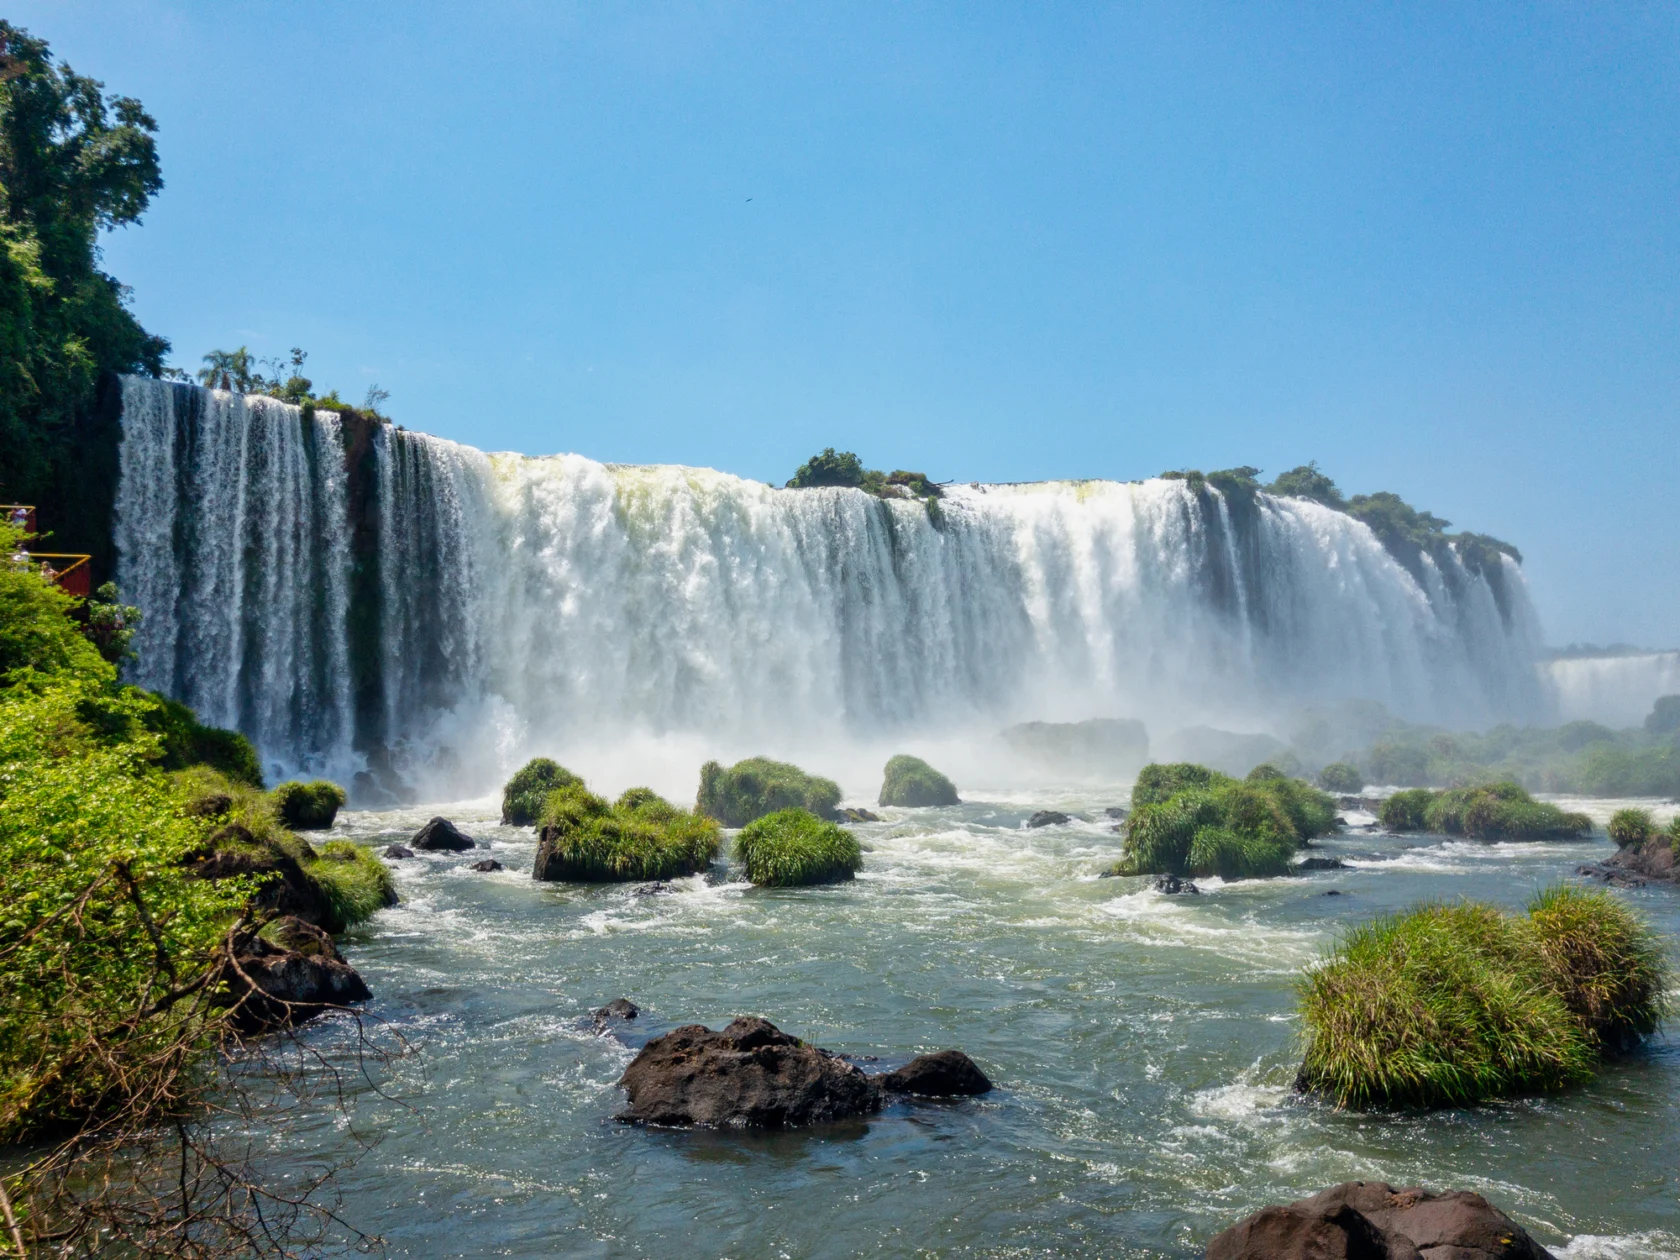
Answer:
[306,842,397,933]
[1297,889,1667,1109]
[786,447,865,489]
[1422,782,1590,841]
[878,754,959,807]
[1132,762,1231,807]
[1185,826,1296,879]
[696,756,842,827]
[1111,768,1334,878]
[533,784,721,882]
[734,808,863,887]
[1608,808,1654,849]
[1526,885,1666,1053]
[1258,775,1340,839]
[138,692,263,786]
[271,779,347,830]
[1318,762,1364,793]
[502,757,581,825]
[1113,789,1223,875]
[1380,788,1434,831]
[1365,742,1430,787]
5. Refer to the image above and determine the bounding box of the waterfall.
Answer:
[1547,652,1680,728]
[112,377,1552,788]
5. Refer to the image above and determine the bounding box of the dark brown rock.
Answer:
[1606,834,1676,883]
[1205,1181,1557,1260]
[1295,857,1350,872]
[412,816,475,851]
[1155,874,1201,895]
[594,997,640,1025]
[470,858,504,871]
[1027,810,1071,828]
[383,843,415,859]
[880,1049,993,1096]
[616,1017,883,1128]
[223,916,372,1034]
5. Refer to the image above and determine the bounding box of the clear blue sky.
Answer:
[18,1,1679,647]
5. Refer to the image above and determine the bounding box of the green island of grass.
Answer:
[1378,781,1591,840]
[532,784,721,882]
[734,808,863,887]
[271,778,348,830]
[696,756,842,827]
[878,754,960,807]
[1109,762,1339,879]
[502,756,582,825]
[1297,885,1667,1108]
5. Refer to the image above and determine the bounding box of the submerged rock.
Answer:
[1294,857,1349,872]
[224,916,371,1033]
[412,816,475,852]
[1026,810,1071,828]
[1104,806,1128,819]
[617,1017,881,1128]
[383,843,415,860]
[594,997,640,1024]
[1606,834,1675,884]
[469,858,504,872]
[880,1050,992,1096]
[1206,1181,1556,1260]
[1154,874,1201,895]
[840,807,882,823]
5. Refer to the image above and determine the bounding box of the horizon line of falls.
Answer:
[113,377,1552,794]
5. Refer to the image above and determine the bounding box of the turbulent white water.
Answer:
[1548,652,1680,728]
[113,378,1551,787]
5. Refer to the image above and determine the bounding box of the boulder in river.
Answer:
[1605,833,1676,884]
[1294,856,1349,872]
[880,1050,992,1096]
[383,843,414,860]
[1026,810,1071,828]
[224,916,372,1033]
[412,816,475,851]
[470,858,504,871]
[594,998,640,1026]
[1154,874,1201,895]
[1205,1181,1556,1260]
[617,1017,882,1127]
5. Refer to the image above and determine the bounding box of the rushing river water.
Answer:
[270,786,1679,1259]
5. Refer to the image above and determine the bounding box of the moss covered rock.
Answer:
[734,808,862,887]
[532,784,721,882]
[878,754,959,807]
[1296,886,1667,1108]
[271,779,347,830]
[696,757,842,827]
[502,757,582,825]
[1110,763,1337,880]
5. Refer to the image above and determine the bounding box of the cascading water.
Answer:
[112,377,1551,789]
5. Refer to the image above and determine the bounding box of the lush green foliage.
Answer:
[1379,788,1435,831]
[1608,808,1654,849]
[1647,695,1680,736]
[501,756,581,825]
[140,690,262,786]
[1113,764,1337,879]
[786,447,866,488]
[1132,761,1231,807]
[734,808,863,887]
[696,756,843,827]
[0,522,106,678]
[1317,762,1364,793]
[878,753,959,807]
[307,841,396,931]
[271,778,346,830]
[535,784,721,882]
[1266,462,1346,509]
[1421,782,1591,841]
[1297,888,1667,1108]
[0,23,168,566]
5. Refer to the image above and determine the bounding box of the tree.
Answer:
[787,447,866,489]
[1267,462,1345,509]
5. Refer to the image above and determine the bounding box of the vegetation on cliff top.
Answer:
[878,754,960,807]
[1297,887,1667,1108]
[734,808,863,887]
[533,784,721,882]
[697,756,843,828]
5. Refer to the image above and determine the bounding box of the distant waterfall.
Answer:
[113,377,1551,785]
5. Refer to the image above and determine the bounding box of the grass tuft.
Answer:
[534,784,720,882]
[878,754,960,807]
[1132,762,1231,807]
[502,757,582,825]
[734,808,863,887]
[1526,884,1666,1053]
[270,779,346,830]
[696,756,842,827]
[303,841,397,931]
[1379,788,1434,831]
[1608,808,1654,849]
[1111,763,1337,878]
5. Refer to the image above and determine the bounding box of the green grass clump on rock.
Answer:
[878,754,960,807]
[1318,762,1364,793]
[696,756,842,827]
[734,808,863,887]
[1297,887,1667,1109]
[1608,808,1653,848]
[1380,788,1434,831]
[1110,763,1337,879]
[533,784,721,882]
[306,841,397,931]
[270,779,347,830]
[1423,782,1590,841]
[502,757,582,825]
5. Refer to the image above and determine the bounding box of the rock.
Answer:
[616,1017,883,1128]
[594,998,640,1024]
[1154,874,1201,895]
[1323,890,1344,897]
[1026,810,1071,828]
[470,858,504,872]
[1577,862,1647,888]
[840,807,883,823]
[1104,806,1128,819]
[879,1050,993,1096]
[1294,856,1349,872]
[188,830,333,927]
[412,816,475,852]
[1606,835,1675,883]
[383,843,414,859]
[223,916,371,1034]
[632,881,672,896]
[1205,1181,1556,1260]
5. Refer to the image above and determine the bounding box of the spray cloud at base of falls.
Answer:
[111,377,1553,798]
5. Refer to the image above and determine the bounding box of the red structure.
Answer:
[3,505,92,597]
